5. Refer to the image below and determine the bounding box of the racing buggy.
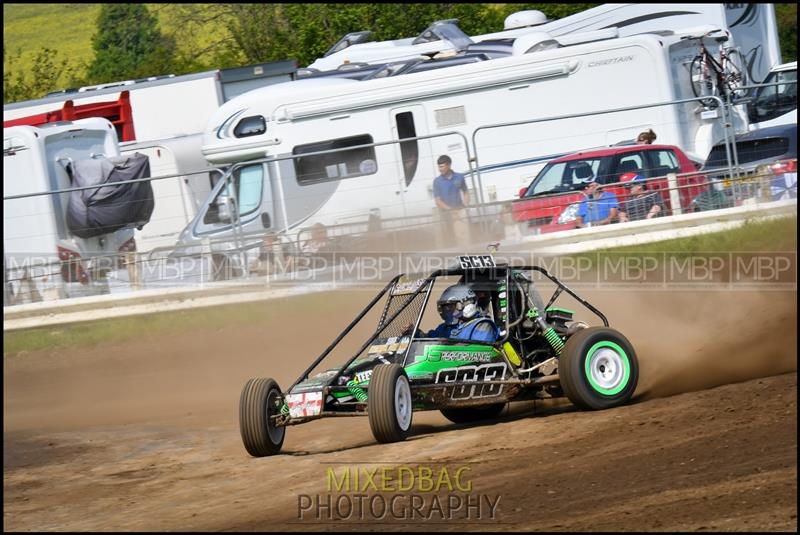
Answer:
[239,255,639,456]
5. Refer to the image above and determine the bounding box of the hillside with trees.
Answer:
[3,3,797,104]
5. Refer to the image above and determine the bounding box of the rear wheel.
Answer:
[239,377,285,457]
[368,364,413,443]
[690,55,719,107]
[441,403,506,424]
[559,327,638,410]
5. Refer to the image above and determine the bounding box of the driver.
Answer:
[426,284,499,343]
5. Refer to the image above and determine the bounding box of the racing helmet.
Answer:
[437,284,478,325]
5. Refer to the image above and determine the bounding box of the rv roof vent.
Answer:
[412,19,474,52]
[324,31,373,58]
[504,10,549,31]
[512,32,560,56]
[337,62,371,71]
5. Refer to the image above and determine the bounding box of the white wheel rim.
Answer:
[394,376,412,431]
[588,348,625,391]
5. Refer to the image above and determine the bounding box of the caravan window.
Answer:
[234,115,266,138]
[293,135,377,185]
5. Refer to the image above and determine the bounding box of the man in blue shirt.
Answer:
[576,179,619,227]
[433,155,471,244]
[433,155,469,209]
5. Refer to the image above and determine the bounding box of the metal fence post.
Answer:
[666,173,682,215]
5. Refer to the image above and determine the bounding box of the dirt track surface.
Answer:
[4,289,798,531]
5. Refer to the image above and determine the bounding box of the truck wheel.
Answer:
[441,403,506,424]
[559,327,638,410]
[368,364,413,443]
[239,377,285,456]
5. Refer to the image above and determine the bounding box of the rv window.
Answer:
[293,135,377,185]
[234,116,266,138]
[204,164,263,224]
[396,112,419,186]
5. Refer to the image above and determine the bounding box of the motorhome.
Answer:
[3,118,136,300]
[177,16,759,257]
[309,4,781,87]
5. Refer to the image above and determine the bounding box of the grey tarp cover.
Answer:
[66,153,154,239]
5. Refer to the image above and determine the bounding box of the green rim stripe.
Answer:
[584,340,630,396]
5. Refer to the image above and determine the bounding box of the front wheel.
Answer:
[239,377,286,456]
[690,55,719,107]
[559,327,639,410]
[368,364,413,443]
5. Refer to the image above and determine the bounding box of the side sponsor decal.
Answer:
[286,391,323,418]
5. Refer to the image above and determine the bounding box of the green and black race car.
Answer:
[239,255,639,457]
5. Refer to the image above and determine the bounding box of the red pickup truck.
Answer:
[512,144,705,233]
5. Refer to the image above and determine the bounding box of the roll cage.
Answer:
[290,260,608,392]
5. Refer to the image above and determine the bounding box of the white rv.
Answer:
[309,4,781,87]
[3,118,132,300]
[176,21,752,254]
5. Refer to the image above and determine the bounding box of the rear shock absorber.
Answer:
[527,308,565,354]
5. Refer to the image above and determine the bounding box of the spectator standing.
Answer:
[636,129,657,145]
[433,155,471,244]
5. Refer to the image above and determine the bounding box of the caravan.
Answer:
[176,5,781,258]
[3,118,149,301]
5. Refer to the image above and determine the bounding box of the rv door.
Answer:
[390,106,432,217]
[194,162,274,241]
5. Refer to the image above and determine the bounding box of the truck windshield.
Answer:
[705,136,790,168]
[524,158,602,196]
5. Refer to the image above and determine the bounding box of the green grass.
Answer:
[574,215,797,268]
[3,3,100,88]
[3,287,365,357]
[4,215,797,356]
[3,4,234,95]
